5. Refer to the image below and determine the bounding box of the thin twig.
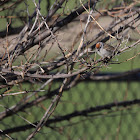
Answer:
[26,95,60,140]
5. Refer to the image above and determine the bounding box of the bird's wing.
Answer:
[104,43,116,52]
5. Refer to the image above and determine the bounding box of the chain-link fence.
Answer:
[0,1,140,139]
[1,72,140,140]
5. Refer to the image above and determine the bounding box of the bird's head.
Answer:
[96,42,103,50]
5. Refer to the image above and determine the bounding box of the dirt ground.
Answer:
[0,15,113,52]
[0,15,139,57]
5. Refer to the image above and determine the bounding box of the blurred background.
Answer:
[0,0,140,139]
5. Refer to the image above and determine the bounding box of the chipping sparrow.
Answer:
[96,42,117,58]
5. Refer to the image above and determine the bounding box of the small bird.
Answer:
[96,42,118,58]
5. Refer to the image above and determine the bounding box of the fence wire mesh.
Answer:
[0,77,140,140]
[0,1,140,139]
